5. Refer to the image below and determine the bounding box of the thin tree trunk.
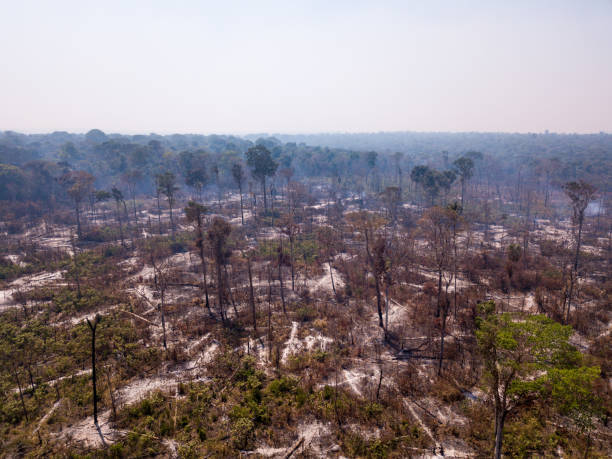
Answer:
[116,203,125,247]
[262,177,267,212]
[13,368,29,422]
[493,410,506,459]
[366,230,384,328]
[216,258,225,323]
[86,317,99,425]
[75,202,82,239]
[436,267,443,317]
[453,224,458,319]
[225,264,239,318]
[384,283,389,339]
[247,255,256,332]
[438,297,448,375]
[160,288,167,350]
[239,183,244,225]
[168,198,175,238]
[151,256,168,350]
[197,218,212,317]
[267,265,272,360]
[156,192,162,234]
[329,260,337,297]
[566,215,584,323]
[278,240,286,315]
[374,276,383,328]
[290,236,295,291]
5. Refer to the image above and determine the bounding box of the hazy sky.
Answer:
[1,0,611,134]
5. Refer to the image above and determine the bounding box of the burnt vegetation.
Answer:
[0,129,611,457]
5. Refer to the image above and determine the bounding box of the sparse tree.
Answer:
[232,163,246,225]
[246,145,278,212]
[453,156,474,207]
[476,301,599,459]
[156,171,178,236]
[563,180,597,323]
[207,217,232,323]
[184,201,213,317]
[86,314,105,445]
[60,170,94,238]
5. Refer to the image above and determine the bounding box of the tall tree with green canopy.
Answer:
[246,145,278,212]
[453,156,474,207]
[155,171,178,236]
[178,150,208,202]
[410,165,430,204]
[111,187,127,247]
[60,170,94,238]
[562,180,597,324]
[121,169,143,224]
[475,301,600,459]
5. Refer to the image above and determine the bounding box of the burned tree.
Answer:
[207,217,232,323]
[184,201,213,317]
[60,170,94,239]
[232,163,246,225]
[562,180,597,323]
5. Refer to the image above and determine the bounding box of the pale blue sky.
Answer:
[1,0,611,134]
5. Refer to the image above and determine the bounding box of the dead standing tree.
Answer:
[316,225,342,301]
[232,163,246,225]
[243,249,257,333]
[562,180,597,324]
[280,214,299,292]
[86,314,107,446]
[207,217,232,324]
[148,242,172,351]
[156,171,178,238]
[346,211,387,327]
[60,170,94,239]
[184,201,213,318]
[420,206,454,375]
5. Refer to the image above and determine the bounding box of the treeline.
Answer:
[1,129,610,221]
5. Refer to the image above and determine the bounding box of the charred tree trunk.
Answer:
[12,365,28,422]
[290,235,295,291]
[196,218,212,317]
[247,255,256,332]
[262,176,267,212]
[86,316,101,426]
[216,257,225,323]
[156,191,162,235]
[238,182,244,225]
[278,242,286,315]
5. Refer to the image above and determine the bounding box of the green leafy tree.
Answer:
[111,187,127,247]
[60,170,95,238]
[246,145,278,212]
[179,150,208,202]
[453,156,474,207]
[475,301,599,459]
[155,171,179,236]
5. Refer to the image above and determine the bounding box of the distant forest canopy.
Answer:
[0,129,610,207]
